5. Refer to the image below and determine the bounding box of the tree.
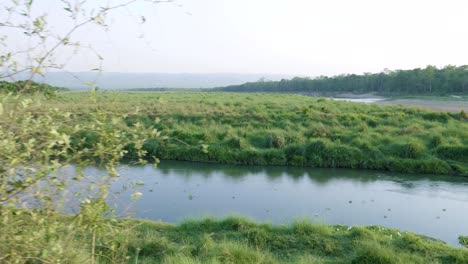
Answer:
[423,65,436,93]
[217,65,468,95]
[0,1,173,262]
[0,0,174,91]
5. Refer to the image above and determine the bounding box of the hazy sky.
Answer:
[27,0,468,76]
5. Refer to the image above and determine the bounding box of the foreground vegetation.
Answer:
[126,217,468,264]
[42,91,468,176]
[6,214,468,264]
[217,65,468,95]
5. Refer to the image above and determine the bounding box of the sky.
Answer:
[8,0,468,77]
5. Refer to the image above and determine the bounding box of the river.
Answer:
[80,161,468,246]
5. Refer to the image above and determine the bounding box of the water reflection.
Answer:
[156,161,468,188]
[82,161,468,246]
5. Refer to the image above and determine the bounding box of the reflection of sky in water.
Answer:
[79,161,468,246]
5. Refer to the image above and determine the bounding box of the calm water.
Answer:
[83,161,468,245]
[330,97,386,103]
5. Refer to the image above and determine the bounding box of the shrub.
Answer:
[460,236,468,248]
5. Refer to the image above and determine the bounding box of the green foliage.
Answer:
[351,242,402,264]
[458,110,468,120]
[269,133,286,148]
[2,90,467,263]
[304,140,364,168]
[402,141,427,159]
[34,91,468,176]
[435,145,468,162]
[460,236,468,248]
[0,93,159,263]
[0,80,68,96]
[216,65,468,95]
[120,217,468,263]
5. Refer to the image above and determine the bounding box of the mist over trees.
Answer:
[217,65,468,95]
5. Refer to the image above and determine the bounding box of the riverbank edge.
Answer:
[119,216,468,263]
[130,143,468,177]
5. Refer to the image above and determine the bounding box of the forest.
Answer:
[217,65,468,95]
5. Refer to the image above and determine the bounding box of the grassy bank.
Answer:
[2,91,468,263]
[90,217,468,263]
[37,92,468,176]
[3,213,467,263]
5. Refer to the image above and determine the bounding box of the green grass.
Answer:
[39,91,468,176]
[120,216,468,264]
[3,212,467,263]
[2,91,468,263]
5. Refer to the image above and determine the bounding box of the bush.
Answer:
[460,236,468,248]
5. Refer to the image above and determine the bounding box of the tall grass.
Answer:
[122,217,468,264]
[46,92,468,175]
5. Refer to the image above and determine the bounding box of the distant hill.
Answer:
[22,72,294,90]
[216,65,468,96]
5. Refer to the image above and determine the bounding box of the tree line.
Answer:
[216,65,468,95]
[0,80,68,94]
